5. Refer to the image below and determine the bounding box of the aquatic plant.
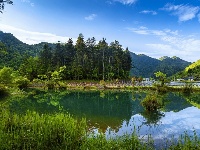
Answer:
[141,94,163,111]
[169,131,200,149]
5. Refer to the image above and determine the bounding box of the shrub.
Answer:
[141,94,163,111]
[14,77,30,89]
[46,80,55,89]
[183,82,193,94]
[0,84,9,98]
[0,67,13,84]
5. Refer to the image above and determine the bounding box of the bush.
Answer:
[0,67,13,84]
[14,77,30,89]
[141,94,163,111]
[183,82,193,94]
[46,80,55,89]
[0,84,9,98]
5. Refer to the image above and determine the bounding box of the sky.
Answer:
[1,0,200,62]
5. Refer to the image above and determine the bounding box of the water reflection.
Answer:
[6,89,200,146]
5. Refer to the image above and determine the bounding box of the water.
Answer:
[5,89,200,147]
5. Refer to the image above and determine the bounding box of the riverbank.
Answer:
[28,80,200,93]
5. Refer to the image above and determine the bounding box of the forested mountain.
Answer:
[0,31,191,79]
[173,59,200,80]
[0,31,132,80]
[0,31,56,69]
[130,53,160,77]
[130,54,191,78]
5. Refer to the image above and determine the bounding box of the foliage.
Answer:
[171,59,200,81]
[0,110,150,150]
[130,53,190,78]
[182,81,193,94]
[19,57,40,81]
[154,71,167,87]
[0,111,87,149]
[0,32,132,81]
[169,132,200,150]
[0,84,9,97]
[45,80,55,89]
[141,94,163,111]
[0,66,13,84]
[14,76,30,89]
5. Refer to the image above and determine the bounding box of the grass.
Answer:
[0,110,87,149]
[169,131,200,150]
[0,109,150,150]
[1,109,200,149]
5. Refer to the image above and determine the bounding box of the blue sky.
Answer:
[1,0,200,62]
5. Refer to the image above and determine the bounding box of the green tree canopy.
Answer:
[0,66,13,84]
[154,71,167,86]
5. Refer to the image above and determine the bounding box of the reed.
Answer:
[0,110,87,149]
[0,110,149,150]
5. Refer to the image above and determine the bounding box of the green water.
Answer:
[3,89,200,146]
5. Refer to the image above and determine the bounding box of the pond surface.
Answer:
[5,89,200,148]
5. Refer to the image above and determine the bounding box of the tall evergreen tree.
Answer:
[39,44,53,74]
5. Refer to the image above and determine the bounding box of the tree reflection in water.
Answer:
[140,110,165,126]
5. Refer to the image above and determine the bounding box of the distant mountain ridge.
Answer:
[130,53,191,78]
[0,31,191,77]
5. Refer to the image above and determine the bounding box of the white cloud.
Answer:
[113,0,137,5]
[162,3,200,22]
[21,0,34,7]
[85,14,97,21]
[140,10,157,15]
[128,26,166,36]
[198,13,200,22]
[128,26,200,62]
[0,24,75,44]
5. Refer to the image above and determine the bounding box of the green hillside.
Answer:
[130,54,191,78]
[174,59,200,80]
[0,31,54,69]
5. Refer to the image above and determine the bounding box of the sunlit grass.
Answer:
[0,109,149,150]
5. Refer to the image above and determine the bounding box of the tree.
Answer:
[122,47,132,78]
[39,44,53,74]
[19,57,40,81]
[0,66,13,84]
[154,71,167,86]
[0,42,7,67]
[97,38,108,80]
[74,33,86,80]
[0,0,13,13]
